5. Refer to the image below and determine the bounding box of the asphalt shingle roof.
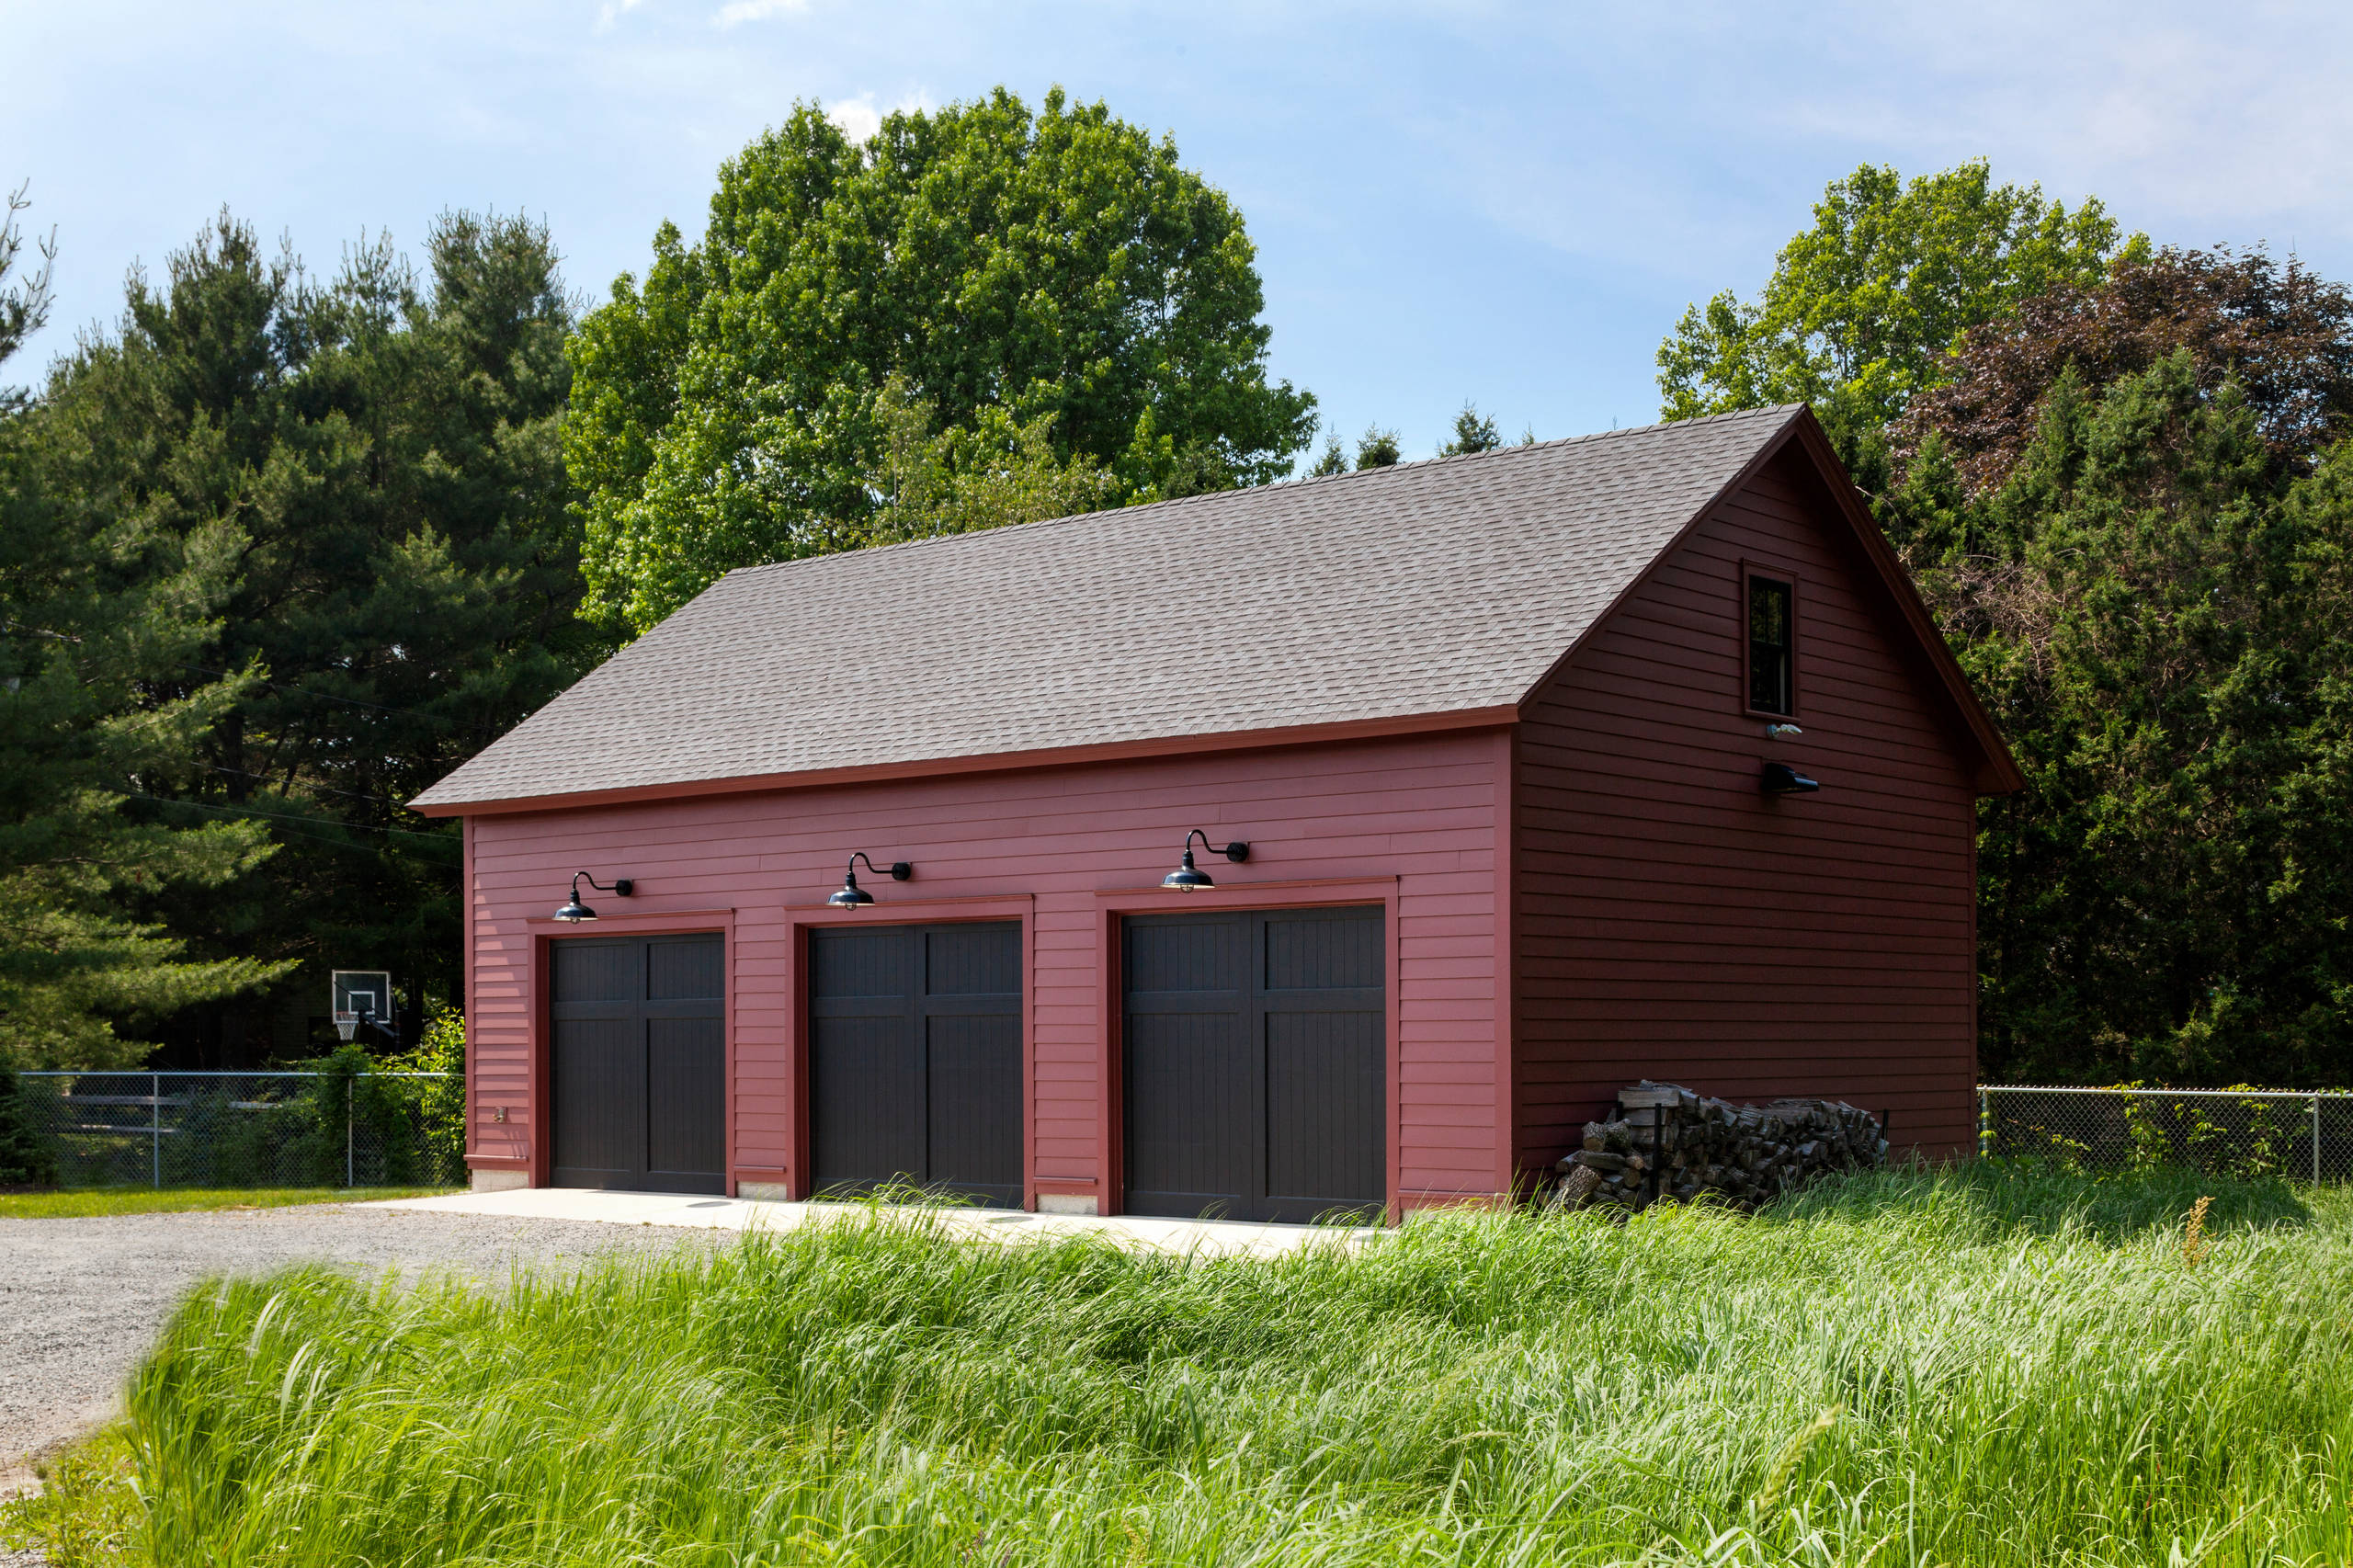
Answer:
[413,405,1804,811]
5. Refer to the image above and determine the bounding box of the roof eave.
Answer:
[408,703,1522,818]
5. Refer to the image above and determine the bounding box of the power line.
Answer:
[118,790,461,851]
[3,617,500,733]
[199,763,418,810]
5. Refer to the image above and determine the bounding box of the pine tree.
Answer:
[0,187,293,1070]
[18,209,592,1064]
[1438,402,1502,456]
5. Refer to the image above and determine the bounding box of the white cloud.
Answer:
[1762,0,2353,245]
[593,0,644,33]
[824,89,934,143]
[712,0,809,28]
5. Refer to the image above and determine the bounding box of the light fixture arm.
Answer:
[845,853,914,882]
[1184,829,1250,864]
[571,870,634,899]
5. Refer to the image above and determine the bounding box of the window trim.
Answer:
[1740,562,1800,720]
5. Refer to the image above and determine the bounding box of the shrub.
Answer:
[0,1067,59,1187]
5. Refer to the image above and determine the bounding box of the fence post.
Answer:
[2317,1095,2325,1186]
[1978,1086,1991,1161]
[151,1071,161,1189]
[346,1076,355,1188]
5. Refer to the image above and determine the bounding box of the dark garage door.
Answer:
[550,932,725,1194]
[1123,905,1385,1223]
[808,922,1023,1207]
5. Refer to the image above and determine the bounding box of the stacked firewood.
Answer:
[1552,1082,1887,1212]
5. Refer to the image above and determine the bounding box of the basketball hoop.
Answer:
[330,971,393,1045]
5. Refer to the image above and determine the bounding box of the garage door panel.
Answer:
[553,939,637,1004]
[811,1015,924,1190]
[926,924,1020,996]
[648,936,725,1001]
[551,1017,642,1188]
[1264,1010,1384,1216]
[926,1013,1022,1200]
[1126,915,1242,994]
[645,1015,725,1188]
[1264,911,1384,992]
[812,928,911,998]
[1126,1010,1249,1210]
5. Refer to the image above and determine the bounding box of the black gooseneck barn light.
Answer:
[553,871,634,923]
[1161,829,1250,892]
[827,852,914,908]
[1759,722,1819,794]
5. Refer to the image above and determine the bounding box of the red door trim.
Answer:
[780,895,1037,1204]
[1091,877,1403,1221]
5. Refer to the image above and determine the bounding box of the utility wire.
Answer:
[118,790,461,850]
[199,763,420,810]
[4,618,500,733]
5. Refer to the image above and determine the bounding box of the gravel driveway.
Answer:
[0,1200,723,1561]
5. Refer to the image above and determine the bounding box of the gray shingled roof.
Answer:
[413,406,1803,810]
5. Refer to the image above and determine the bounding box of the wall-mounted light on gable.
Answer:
[1759,722,1819,794]
[827,852,914,907]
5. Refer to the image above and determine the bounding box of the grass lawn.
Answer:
[0,1186,458,1220]
[6,1165,2349,1566]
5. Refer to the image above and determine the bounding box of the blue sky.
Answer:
[10,1,2351,459]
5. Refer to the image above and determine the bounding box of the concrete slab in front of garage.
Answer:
[371,1187,1383,1258]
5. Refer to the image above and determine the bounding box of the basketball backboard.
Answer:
[332,971,394,1027]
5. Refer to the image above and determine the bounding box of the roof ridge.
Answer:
[723,403,1811,585]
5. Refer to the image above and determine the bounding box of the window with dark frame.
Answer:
[1747,574,1794,715]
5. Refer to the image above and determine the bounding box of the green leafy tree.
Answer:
[1305,435,1348,478]
[1438,401,1502,456]
[864,375,1119,543]
[1658,160,2132,477]
[20,210,590,1064]
[569,86,1318,632]
[0,192,293,1070]
[1894,347,2353,1086]
[1354,426,1401,470]
[1885,247,2353,1086]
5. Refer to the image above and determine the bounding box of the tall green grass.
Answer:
[24,1165,2353,1565]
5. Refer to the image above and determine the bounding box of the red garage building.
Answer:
[412,404,2019,1219]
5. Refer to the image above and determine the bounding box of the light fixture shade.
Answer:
[553,895,597,923]
[1161,849,1215,892]
[827,871,876,907]
[1760,761,1821,795]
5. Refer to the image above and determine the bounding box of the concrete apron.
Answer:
[372,1187,1381,1259]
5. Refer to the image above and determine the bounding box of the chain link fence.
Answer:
[16,1070,463,1189]
[1979,1085,2353,1182]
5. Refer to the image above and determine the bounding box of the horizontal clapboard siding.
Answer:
[464,730,1506,1203]
[1512,450,1980,1168]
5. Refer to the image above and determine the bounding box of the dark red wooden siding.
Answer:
[463,730,1508,1207]
[1512,450,1981,1169]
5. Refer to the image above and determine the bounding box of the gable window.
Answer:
[1746,573,1795,715]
